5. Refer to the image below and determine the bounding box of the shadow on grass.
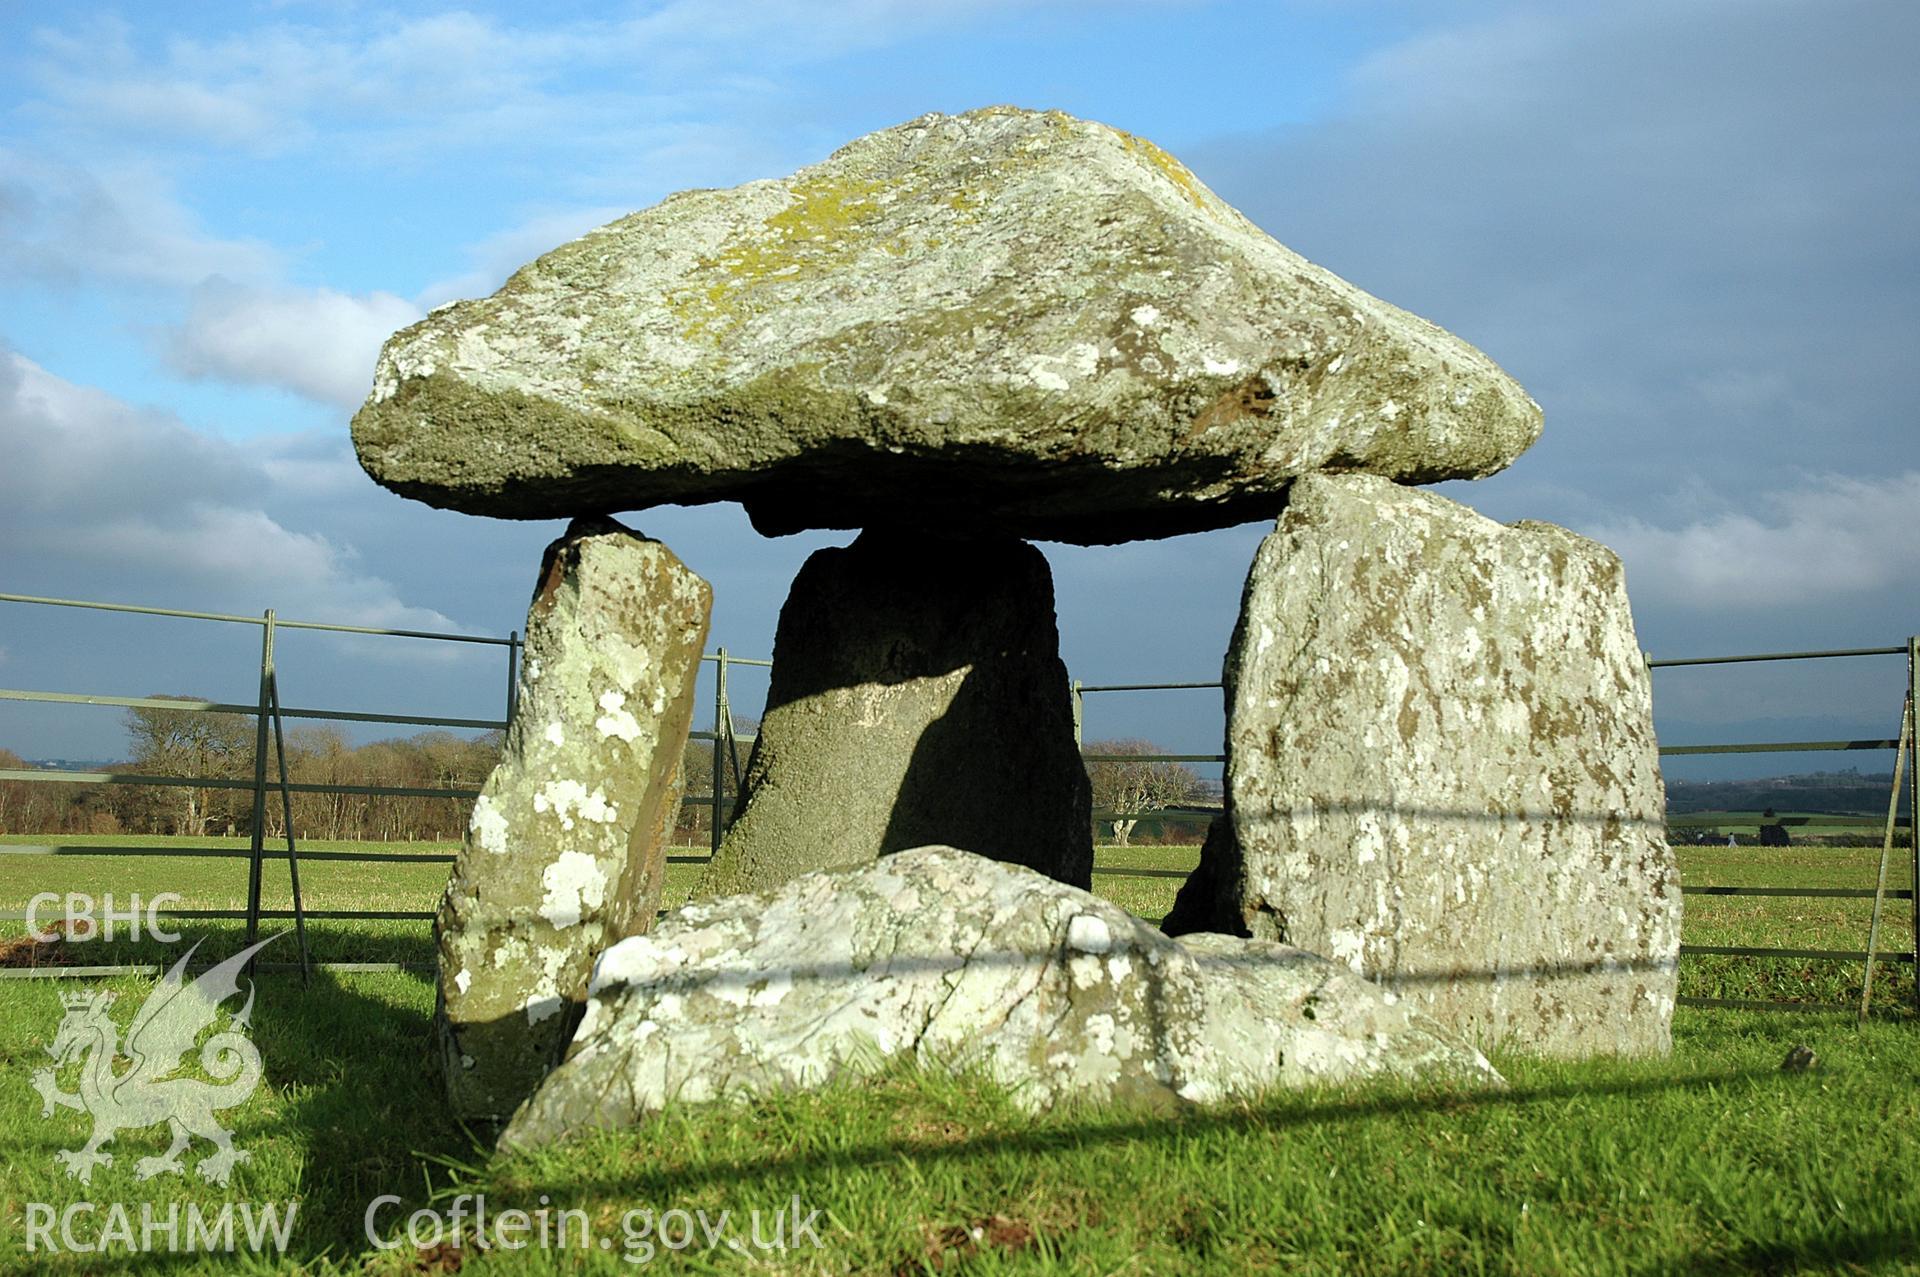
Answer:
[508,1064,1778,1203]
[1683,1225,1920,1274]
[243,968,483,1247]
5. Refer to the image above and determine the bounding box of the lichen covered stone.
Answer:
[1166,474,1681,1055]
[437,517,710,1123]
[501,847,1500,1148]
[353,107,1541,543]
[699,529,1091,896]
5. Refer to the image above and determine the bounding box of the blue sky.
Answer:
[1,0,1915,779]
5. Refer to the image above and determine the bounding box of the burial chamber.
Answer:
[351,106,1675,1130]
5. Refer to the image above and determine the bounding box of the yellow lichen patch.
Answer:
[1117,131,1219,219]
[669,174,894,342]
[759,174,889,247]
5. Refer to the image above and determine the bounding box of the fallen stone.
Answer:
[437,517,710,1123]
[501,847,1501,1148]
[1165,473,1682,1056]
[353,107,1541,543]
[699,529,1091,896]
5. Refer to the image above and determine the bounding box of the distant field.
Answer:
[1667,809,1896,839]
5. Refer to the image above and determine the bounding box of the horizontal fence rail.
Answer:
[0,591,518,646]
[0,963,434,979]
[0,687,508,732]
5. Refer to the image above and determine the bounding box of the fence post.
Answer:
[266,676,311,983]
[243,611,275,963]
[505,630,520,722]
[1860,695,1911,1022]
[711,648,729,857]
[1910,637,1919,1010]
[1071,678,1083,748]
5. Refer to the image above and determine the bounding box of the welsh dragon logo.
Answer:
[31,935,277,1186]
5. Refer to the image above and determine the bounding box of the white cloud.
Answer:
[17,4,1057,161]
[0,349,456,638]
[0,347,256,512]
[164,280,422,408]
[1587,472,1920,610]
[0,149,280,288]
[54,503,459,635]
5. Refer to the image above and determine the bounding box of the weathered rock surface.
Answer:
[437,517,710,1123]
[1165,474,1681,1055]
[501,847,1501,1148]
[699,529,1091,896]
[353,107,1541,543]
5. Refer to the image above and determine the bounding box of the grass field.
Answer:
[1668,811,1899,840]
[0,835,1915,1273]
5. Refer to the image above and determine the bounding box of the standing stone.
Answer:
[698,529,1091,897]
[1166,473,1681,1056]
[501,847,1502,1150]
[351,106,1541,543]
[437,517,710,1123]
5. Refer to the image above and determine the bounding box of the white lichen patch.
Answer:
[1328,928,1368,971]
[544,721,566,747]
[533,779,618,831]
[704,968,794,1009]
[1066,914,1112,954]
[594,690,643,742]
[469,795,510,855]
[541,850,609,929]
[591,935,689,995]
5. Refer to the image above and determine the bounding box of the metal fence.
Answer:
[1,591,1915,1016]
[0,591,763,978]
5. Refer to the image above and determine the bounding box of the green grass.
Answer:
[0,837,1916,1273]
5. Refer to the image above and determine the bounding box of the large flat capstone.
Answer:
[1165,474,1682,1056]
[500,847,1501,1149]
[437,517,710,1123]
[352,107,1541,544]
[699,529,1091,896]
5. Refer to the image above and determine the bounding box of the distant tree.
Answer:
[281,725,355,841]
[1081,738,1201,846]
[0,747,31,834]
[123,696,253,836]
